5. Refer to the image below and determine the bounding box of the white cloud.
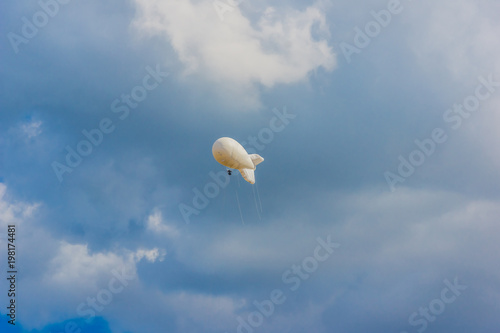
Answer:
[47,242,167,286]
[22,120,43,138]
[0,183,40,233]
[146,208,180,237]
[47,242,136,286]
[135,247,167,262]
[132,0,336,108]
[22,240,165,328]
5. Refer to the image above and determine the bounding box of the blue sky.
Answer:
[1,0,500,332]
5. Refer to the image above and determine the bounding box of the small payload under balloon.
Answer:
[212,137,264,184]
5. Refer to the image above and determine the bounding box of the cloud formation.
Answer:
[2,0,500,332]
[132,0,336,108]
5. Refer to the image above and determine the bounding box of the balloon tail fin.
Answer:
[249,154,264,167]
[239,168,255,184]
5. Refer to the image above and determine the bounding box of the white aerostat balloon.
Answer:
[212,137,264,184]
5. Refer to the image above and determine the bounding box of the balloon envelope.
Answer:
[212,137,264,184]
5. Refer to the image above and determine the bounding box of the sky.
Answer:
[1,0,500,332]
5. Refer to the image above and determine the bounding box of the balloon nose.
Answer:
[212,140,229,161]
[212,140,223,153]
